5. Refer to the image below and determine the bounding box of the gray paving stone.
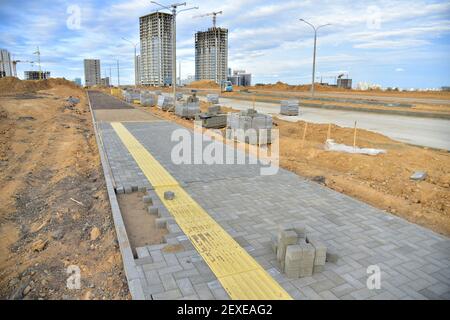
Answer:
[152,289,183,300]
[98,120,450,300]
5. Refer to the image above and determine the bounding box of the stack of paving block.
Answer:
[206,94,219,104]
[280,100,299,116]
[123,90,141,104]
[140,91,156,107]
[272,223,328,278]
[195,104,227,129]
[226,109,273,145]
[175,93,200,119]
[207,104,221,114]
[157,95,174,111]
[307,236,327,273]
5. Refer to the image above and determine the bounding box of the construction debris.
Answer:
[280,100,299,116]
[410,171,427,181]
[324,139,386,155]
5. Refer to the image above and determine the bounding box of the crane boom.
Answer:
[193,11,222,28]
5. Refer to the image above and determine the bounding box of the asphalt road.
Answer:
[200,96,450,150]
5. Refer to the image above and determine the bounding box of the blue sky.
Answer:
[1,0,449,88]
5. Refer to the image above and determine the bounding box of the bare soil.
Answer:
[117,192,167,256]
[0,79,129,300]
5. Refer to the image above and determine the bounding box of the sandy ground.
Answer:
[0,82,129,299]
[129,99,450,237]
[117,192,167,256]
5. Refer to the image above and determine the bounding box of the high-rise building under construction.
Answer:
[139,12,173,86]
[195,27,228,84]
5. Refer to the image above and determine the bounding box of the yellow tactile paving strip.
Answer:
[111,122,291,300]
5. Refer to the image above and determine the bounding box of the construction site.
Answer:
[0,0,449,305]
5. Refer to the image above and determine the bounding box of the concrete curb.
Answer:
[86,90,145,300]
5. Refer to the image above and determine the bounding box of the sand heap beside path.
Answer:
[0,77,79,95]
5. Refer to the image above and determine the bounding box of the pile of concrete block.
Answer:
[206,94,219,104]
[123,90,141,103]
[226,109,273,145]
[280,100,299,116]
[195,104,227,129]
[175,102,200,119]
[157,95,174,111]
[272,223,329,278]
[140,91,156,107]
[175,93,200,119]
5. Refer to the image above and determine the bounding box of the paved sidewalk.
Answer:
[100,120,450,300]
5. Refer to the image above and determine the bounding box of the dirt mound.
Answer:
[0,86,129,299]
[187,80,219,89]
[254,81,348,92]
[0,77,79,96]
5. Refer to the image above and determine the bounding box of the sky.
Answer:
[0,0,449,88]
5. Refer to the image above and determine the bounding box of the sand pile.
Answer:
[187,80,219,89]
[0,77,79,95]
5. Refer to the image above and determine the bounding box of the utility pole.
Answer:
[117,60,120,87]
[122,37,138,88]
[179,61,181,86]
[151,1,198,103]
[109,66,112,87]
[299,19,331,97]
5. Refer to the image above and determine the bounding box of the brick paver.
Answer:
[99,120,450,300]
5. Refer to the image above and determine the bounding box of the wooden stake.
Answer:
[301,122,308,148]
[353,121,357,148]
[327,123,331,141]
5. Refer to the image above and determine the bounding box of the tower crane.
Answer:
[194,11,222,28]
[33,46,42,80]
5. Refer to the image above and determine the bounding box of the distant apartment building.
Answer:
[139,12,173,86]
[73,78,82,86]
[195,27,228,84]
[337,78,352,89]
[24,71,50,80]
[0,49,16,78]
[228,69,251,86]
[84,59,101,86]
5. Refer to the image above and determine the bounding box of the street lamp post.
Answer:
[122,37,138,88]
[151,1,198,103]
[299,19,331,97]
